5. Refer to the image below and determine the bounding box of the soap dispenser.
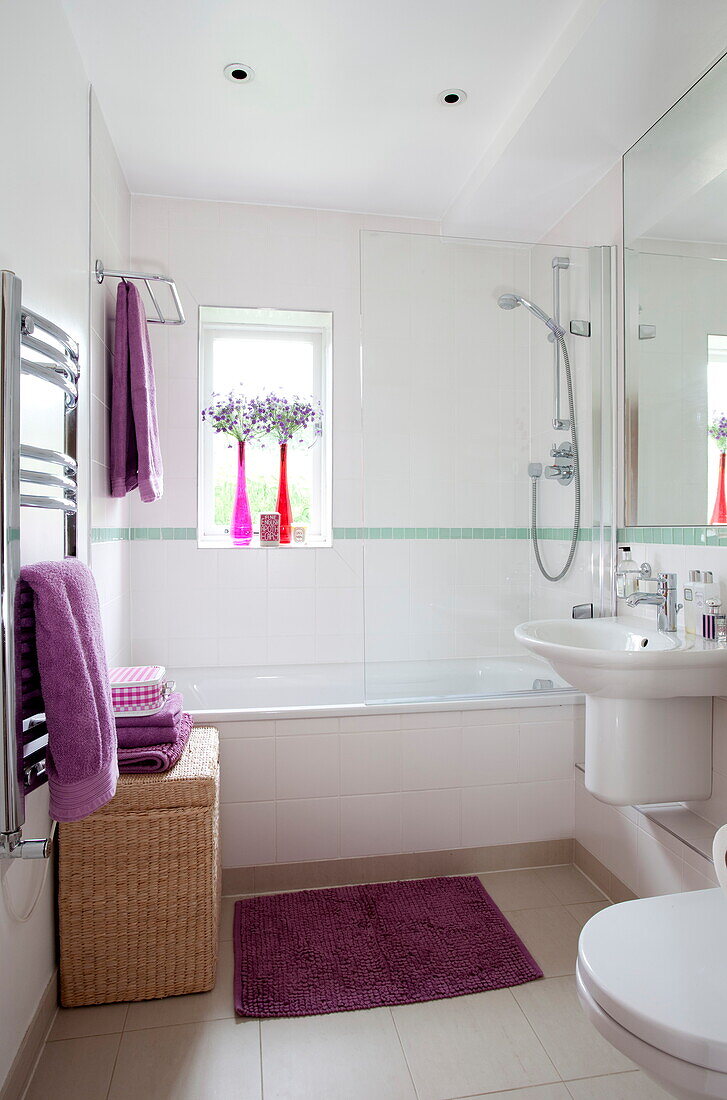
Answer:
[615,546,640,599]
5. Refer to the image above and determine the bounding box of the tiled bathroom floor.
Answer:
[25,865,670,1100]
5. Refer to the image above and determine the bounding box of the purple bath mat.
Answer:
[233,875,542,1018]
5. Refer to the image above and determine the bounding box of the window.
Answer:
[198,306,332,546]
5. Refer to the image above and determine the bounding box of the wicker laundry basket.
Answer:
[58,725,220,1007]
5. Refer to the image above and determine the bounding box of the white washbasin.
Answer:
[514,615,727,699]
[515,615,725,805]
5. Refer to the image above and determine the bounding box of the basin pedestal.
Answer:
[584,696,713,805]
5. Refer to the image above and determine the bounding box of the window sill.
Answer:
[197,535,333,550]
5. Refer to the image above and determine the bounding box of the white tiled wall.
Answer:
[128,197,437,667]
[0,0,91,1086]
[89,93,132,666]
[216,702,578,869]
[542,165,724,897]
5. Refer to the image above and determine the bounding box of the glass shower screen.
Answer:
[359,230,611,705]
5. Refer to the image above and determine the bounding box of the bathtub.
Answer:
[173,653,576,722]
[172,655,581,874]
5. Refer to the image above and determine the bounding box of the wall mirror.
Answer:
[624,52,727,526]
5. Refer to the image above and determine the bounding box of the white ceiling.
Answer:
[61,0,727,238]
[60,0,584,217]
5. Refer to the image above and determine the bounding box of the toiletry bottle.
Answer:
[694,570,720,636]
[703,597,722,640]
[683,570,701,635]
[717,615,727,644]
[615,546,640,599]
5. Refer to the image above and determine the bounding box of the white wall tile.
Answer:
[637,829,684,898]
[401,727,462,791]
[462,724,519,786]
[217,720,276,740]
[518,721,575,782]
[276,798,339,862]
[221,801,275,867]
[315,587,363,635]
[340,794,402,857]
[402,789,461,852]
[276,716,340,737]
[267,588,315,636]
[518,779,574,842]
[461,784,519,847]
[219,738,275,803]
[340,731,402,795]
[276,734,340,799]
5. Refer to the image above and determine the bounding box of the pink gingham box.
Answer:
[109,665,171,717]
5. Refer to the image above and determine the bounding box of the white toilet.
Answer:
[576,888,727,1100]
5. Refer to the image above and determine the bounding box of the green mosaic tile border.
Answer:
[92,527,197,543]
[332,526,595,541]
[618,526,727,547]
[92,525,605,545]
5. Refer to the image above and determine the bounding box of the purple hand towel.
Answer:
[110,280,163,502]
[18,560,118,822]
[116,692,184,749]
[117,713,192,774]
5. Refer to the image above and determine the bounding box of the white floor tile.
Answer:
[505,907,581,977]
[565,902,609,930]
[468,1087,571,1100]
[513,977,635,1080]
[479,869,561,911]
[536,866,607,905]
[565,1071,673,1099]
[261,1007,417,1099]
[392,989,559,1100]
[108,1018,261,1100]
[49,1003,128,1041]
[26,1034,120,1100]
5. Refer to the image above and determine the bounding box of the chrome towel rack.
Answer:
[95,260,185,326]
[0,269,79,859]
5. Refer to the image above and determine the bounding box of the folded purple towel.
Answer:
[110,280,163,502]
[17,560,117,822]
[115,692,184,749]
[117,713,192,774]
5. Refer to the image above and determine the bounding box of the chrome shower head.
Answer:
[497,292,565,338]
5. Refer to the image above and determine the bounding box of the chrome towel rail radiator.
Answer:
[0,269,79,859]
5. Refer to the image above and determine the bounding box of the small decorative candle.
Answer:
[259,512,281,546]
[292,525,307,545]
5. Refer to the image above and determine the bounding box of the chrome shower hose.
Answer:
[531,333,580,582]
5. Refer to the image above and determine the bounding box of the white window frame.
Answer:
[197,306,333,547]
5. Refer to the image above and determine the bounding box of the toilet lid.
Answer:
[578,888,727,1073]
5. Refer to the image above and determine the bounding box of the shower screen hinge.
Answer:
[572,603,594,619]
[569,320,590,337]
[638,324,656,340]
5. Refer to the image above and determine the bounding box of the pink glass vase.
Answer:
[711,451,727,525]
[276,442,293,544]
[231,440,253,546]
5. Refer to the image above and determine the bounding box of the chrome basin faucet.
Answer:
[626,572,682,632]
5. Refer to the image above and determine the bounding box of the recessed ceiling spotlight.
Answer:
[439,88,467,105]
[224,63,255,84]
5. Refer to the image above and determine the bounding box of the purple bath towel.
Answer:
[115,691,184,748]
[110,280,163,502]
[118,712,192,773]
[18,560,118,822]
